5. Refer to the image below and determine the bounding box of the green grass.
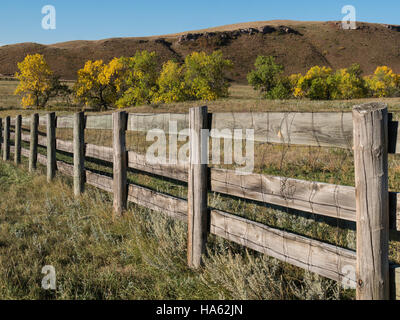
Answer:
[0,160,352,300]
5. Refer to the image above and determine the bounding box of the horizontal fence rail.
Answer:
[3,104,400,300]
[9,132,400,232]
[10,111,400,153]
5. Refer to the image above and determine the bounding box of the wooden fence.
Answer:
[1,102,400,300]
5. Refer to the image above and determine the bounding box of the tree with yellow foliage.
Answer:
[184,51,232,101]
[152,60,189,104]
[74,58,123,110]
[115,51,159,108]
[15,54,68,108]
[364,66,400,97]
[328,64,367,99]
[293,66,333,100]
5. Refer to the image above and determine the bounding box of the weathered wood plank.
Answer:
[18,112,400,153]
[85,144,113,162]
[390,264,400,300]
[188,106,209,269]
[85,170,113,193]
[210,209,357,288]
[127,184,188,222]
[17,132,400,229]
[57,160,74,177]
[211,168,356,221]
[47,113,56,182]
[73,112,85,196]
[3,116,10,161]
[14,115,21,164]
[127,150,189,182]
[353,103,390,300]
[113,111,128,216]
[84,169,188,221]
[0,119,2,154]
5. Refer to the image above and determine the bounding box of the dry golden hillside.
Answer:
[1,20,400,82]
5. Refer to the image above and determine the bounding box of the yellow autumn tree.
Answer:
[74,58,123,110]
[184,51,233,101]
[152,60,189,103]
[293,66,333,100]
[364,66,400,97]
[14,54,57,108]
[115,51,159,108]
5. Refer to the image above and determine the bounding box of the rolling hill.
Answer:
[1,20,400,83]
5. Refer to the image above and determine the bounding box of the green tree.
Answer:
[247,56,284,95]
[116,51,159,108]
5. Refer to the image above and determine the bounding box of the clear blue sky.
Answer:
[0,0,399,45]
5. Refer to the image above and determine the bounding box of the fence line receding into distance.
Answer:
[1,103,400,300]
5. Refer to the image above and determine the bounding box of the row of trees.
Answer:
[14,51,233,110]
[248,56,400,100]
[14,53,400,108]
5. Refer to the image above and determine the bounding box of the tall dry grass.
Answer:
[0,160,353,300]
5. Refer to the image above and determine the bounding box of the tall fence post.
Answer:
[188,106,209,269]
[3,116,10,161]
[47,112,56,182]
[73,112,85,196]
[14,115,22,165]
[0,118,2,156]
[353,102,390,300]
[113,111,128,216]
[29,113,39,172]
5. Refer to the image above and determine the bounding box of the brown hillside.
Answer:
[1,20,400,82]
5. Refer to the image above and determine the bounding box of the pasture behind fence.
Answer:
[1,103,400,300]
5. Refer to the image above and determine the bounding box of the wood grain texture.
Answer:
[3,116,10,161]
[113,111,128,216]
[73,112,85,196]
[353,103,390,300]
[188,106,209,269]
[14,115,21,164]
[210,209,357,288]
[46,113,56,182]
[127,184,188,222]
[85,169,188,221]
[211,168,356,221]
[127,150,188,182]
[390,265,400,300]
[16,130,400,230]
[16,112,400,153]
[0,119,2,155]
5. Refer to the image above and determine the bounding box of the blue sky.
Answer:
[0,0,399,45]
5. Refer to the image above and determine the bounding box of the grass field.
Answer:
[0,160,351,300]
[1,79,400,300]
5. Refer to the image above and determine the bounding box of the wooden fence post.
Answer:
[29,113,39,172]
[47,112,56,182]
[188,106,209,269]
[0,118,2,156]
[113,111,127,216]
[353,102,390,300]
[3,116,10,161]
[73,112,85,196]
[14,115,22,164]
